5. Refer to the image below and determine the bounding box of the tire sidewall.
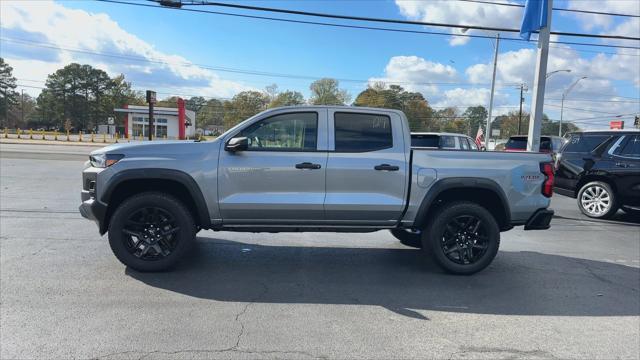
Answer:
[108,192,195,272]
[423,202,500,275]
[577,181,617,219]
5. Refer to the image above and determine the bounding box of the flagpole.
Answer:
[526,0,553,152]
[485,33,499,150]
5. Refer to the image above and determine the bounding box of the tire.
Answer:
[108,192,196,272]
[422,201,500,275]
[577,181,618,219]
[389,229,422,248]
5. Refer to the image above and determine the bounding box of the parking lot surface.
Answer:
[1,144,639,359]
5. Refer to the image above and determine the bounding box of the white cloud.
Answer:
[465,46,640,90]
[0,0,251,98]
[565,0,640,32]
[368,55,458,96]
[395,0,521,46]
[432,87,509,109]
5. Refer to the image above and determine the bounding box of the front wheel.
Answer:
[108,192,196,272]
[423,202,500,275]
[577,181,618,219]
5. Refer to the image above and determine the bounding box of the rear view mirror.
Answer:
[225,137,248,152]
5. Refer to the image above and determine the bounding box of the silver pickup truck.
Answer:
[80,106,554,274]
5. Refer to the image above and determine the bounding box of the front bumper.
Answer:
[524,208,554,230]
[80,189,108,234]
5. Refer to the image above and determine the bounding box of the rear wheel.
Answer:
[108,192,196,272]
[423,202,500,275]
[577,181,618,219]
[389,229,422,248]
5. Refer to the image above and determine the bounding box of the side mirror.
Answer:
[225,137,248,152]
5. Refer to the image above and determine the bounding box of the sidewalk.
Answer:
[0,138,118,147]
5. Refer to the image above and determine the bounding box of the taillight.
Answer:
[540,162,554,198]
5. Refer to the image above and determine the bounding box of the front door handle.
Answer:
[615,162,630,168]
[295,162,321,170]
[374,164,400,171]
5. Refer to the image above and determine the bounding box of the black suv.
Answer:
[555,130,640,219]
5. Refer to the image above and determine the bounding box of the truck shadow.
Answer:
[126,238,640,318]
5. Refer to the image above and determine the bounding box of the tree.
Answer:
[197,98,225,128]
[0,58,18,127]
[309,78,351,105]
[223,91,269,129]
[38,63,114,131]
[269,90,305,108]
[497,111,580,138]
[434,107,459,132]
[353,83,435,131]
[12,93,37,129]
[461,106,488,137]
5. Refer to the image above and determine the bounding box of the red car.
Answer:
[504,135,564,154]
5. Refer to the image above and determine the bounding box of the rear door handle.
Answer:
[615,162,630,168]
[374,164,400,171]
[295,162,321,170]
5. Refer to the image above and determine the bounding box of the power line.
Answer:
[174,0,640,41]
[457,0,640,18]
[2,37,525,87]
[96,0,640,48]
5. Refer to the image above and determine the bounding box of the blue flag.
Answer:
[520,0,549,41]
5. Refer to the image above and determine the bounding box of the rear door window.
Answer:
[460,137,470,150]
[440,135,457,149]
[615,135,640,158]
[334,112,392,152]
[540,137,552,151]
[563,134,610,153]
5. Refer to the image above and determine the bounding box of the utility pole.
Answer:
[485,33,499,150]
[146,90,156,141]
[21,89,24,127]
[517,84,526,135]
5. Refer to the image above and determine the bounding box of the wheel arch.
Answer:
[576,173,618,197]
[100,169,210,234]
[413,178,511,231]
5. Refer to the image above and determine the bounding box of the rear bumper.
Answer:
[524,208,554,230]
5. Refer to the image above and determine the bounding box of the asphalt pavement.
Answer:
[1,143,639,359]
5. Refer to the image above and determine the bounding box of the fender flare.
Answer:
[412,177,511,229]
[101,168,211,229]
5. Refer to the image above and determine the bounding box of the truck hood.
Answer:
[90,139,220,159]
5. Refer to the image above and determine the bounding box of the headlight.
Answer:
[89,154,124,168]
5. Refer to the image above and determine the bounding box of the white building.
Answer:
[114,98,196,140]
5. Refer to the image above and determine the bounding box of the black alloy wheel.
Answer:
[423,201,500,275]
[122,207,180,260]
[108,192,195,272]
[439,215,489,265]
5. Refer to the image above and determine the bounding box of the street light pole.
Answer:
[559,76,587,136]
[485,33,499,150]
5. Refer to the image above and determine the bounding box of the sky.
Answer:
[1,0,639,130]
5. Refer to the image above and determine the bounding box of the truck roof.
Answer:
[411,132,473,138]
[258,105,407,117]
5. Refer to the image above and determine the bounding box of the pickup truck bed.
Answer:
[80,105,554,275]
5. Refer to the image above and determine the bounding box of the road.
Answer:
[1,143,639,360]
